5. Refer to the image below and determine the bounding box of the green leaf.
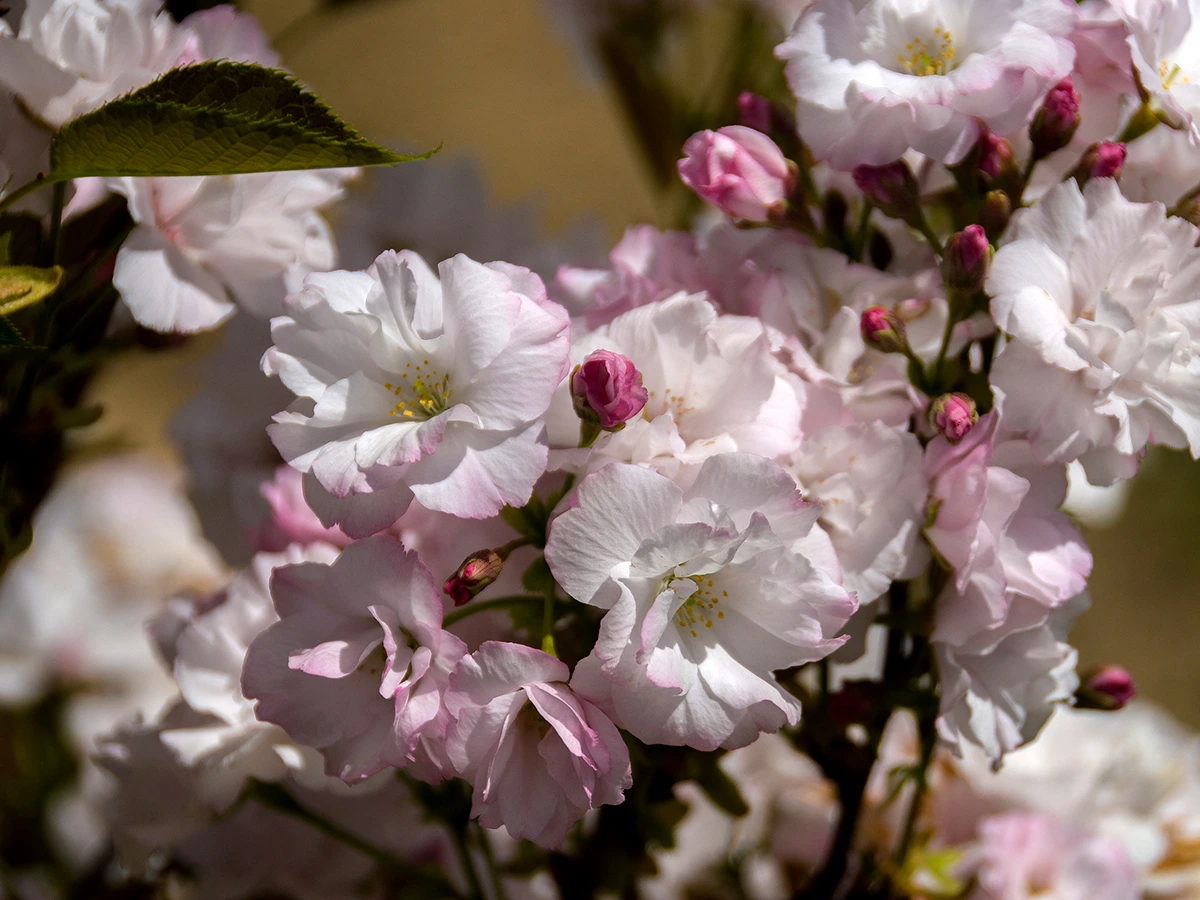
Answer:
[691,754,749,818]
[0,266,63,316]
[521,556,556,596]
[0,316,31,347]
[50,61,436,180]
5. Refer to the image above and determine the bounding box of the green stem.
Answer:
[931,292,963,390]
[892,696,938,870]
[0,175,55,217]
[43,181,66,267]
[443,595,543,628]
[450,818,486,900]
[249,780,452,891]
[1117,103,1159,144]
[541,586,557,657]
[850,203,872,262]
[911,212,943,256]
[473,822,509,900]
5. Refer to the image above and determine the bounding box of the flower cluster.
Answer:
[4,0,1200,897]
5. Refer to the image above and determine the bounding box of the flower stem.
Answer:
[911,212,943,256]
[443,595,543,628]
[450,817,486,900]
[473,822,509,900]
[0,175,54,217]
[892,696,939,870]
[248,780,457,895]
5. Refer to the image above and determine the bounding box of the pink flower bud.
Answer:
[678,126,795,222]
[852,161,920,219]
[1081,665,1137,710]
[977,131,1017,180]
[1070,141,1126,185]
[1030,77,1081,160]
[443,549,504,606]
[930,393,979,443]
[942,225,991,294]
[860,305,908,354]
[737,91,774,133]
[571,349,649,430]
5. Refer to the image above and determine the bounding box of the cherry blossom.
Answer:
[548,453,856,750]
[444,641,631,848]
[241,535,466,783]
[265,251,571,531]
[776,0,1077,167]
[988,179,1200,485]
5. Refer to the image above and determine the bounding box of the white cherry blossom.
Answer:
[776,0,1077,167]
[988,179,1200,485]
[265,250,571,531]
[548,453,856,750]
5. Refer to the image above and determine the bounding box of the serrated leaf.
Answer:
[521,556,556,596]
[0,316,31,347]
[50,61,436,180]
[0,265,63,316]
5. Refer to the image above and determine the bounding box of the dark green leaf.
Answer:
[0,316,30,347]
[51,61,436,180]
[521,556,556,596]
[691,754,749,818]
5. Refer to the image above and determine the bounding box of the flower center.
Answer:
[1159,60,1192,90]
[385,358,452,420]
[643,387,695,424]
[672,575,727,638]
[897,28,955,76]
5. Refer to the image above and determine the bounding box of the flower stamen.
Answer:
[898,28,955,76]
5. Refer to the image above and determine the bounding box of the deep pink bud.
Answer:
[977,131,1017,180]
[443,549,504,606]
[942,225,991,294]
[678,126,795,222]
[1031,78,1081,160]
[737,91,773,132]
[860,305,908,354]
[1080,665,1137,710]
[930,393,979,443]
[853,161,920,219]
[1070,141,1126,185]
[572,349,649,430]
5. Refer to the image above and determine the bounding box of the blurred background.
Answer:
[81,0,1199,727]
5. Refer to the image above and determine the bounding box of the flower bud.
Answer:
[737,91,772,132]
[852,160,920,220]
[736,91,797,136]
[860,305,908,354]
[1030,77,1081,160]
[942,224,991,294]
[678,126,795,222]
[1069,141,1126,185]
[930,393,978,443]
[980,190,1012,240]
[443,549,504,606]
[572,350,649,431]
[1078,664,1137,710]
[977,131,1017,181]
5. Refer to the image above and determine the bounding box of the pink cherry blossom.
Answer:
[241,535,466,783]
[444,642,631,848]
